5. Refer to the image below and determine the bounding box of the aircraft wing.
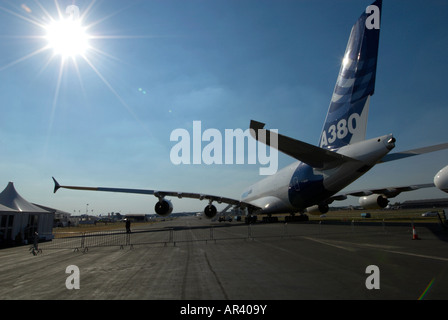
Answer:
[327,183,435,202]
[250,120,359,169]
[52,177,261,211]
[380,142,448,163]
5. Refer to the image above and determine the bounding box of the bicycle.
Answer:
[29,245,42,256]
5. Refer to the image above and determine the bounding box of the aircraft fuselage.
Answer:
[242,134,395,214]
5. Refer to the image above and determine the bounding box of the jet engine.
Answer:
[359,194,389,209]
[154,199,173,216]
[434,165,448,193]
[204,204,217,219]
[306,203,329,215]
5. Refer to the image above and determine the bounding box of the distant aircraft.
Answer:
[52,0,448,219]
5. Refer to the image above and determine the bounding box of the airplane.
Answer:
[52,0,448,220]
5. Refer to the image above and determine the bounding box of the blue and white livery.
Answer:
[52,0,448,218]
[319,1,380,150]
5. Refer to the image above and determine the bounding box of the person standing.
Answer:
[125,219,131,233]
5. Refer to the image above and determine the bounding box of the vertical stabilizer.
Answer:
[319,0,382,150]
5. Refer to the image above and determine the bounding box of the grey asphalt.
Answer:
[1,216,448,301]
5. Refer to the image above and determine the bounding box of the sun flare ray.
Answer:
[0,45,49,72]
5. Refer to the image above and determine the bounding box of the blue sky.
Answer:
[0,0,447,215]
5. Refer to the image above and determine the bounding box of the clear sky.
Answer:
[0,0,447,215]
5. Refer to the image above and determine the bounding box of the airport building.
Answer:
[400,198,448,209]
[0,182,54,246]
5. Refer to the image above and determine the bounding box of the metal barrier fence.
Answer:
[37,219,444,252]
[41,230,133,252]
[40,224,291,252]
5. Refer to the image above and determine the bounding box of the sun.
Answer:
[44,18,90,58]
[0,1,152,139]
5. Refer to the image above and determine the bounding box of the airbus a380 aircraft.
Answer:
[53,0,448,219]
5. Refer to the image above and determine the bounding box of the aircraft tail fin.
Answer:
[319,0,382,150]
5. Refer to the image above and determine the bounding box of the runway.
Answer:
[1,216,448,301]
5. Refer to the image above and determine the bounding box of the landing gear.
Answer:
[262,213,279,223]
[245,215,257,224]
[245,212,310,224]
[244,207,258,224]
[285,212,309,222]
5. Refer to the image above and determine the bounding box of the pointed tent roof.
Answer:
[0,203,18,213]
[0,182,49,213]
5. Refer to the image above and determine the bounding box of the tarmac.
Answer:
[1,216,448,302]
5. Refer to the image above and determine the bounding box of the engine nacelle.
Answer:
[306,203,329,215]
[434,165,448,193]
[154,199,173,216]
[204,204,217,219]
[359,194,389,209]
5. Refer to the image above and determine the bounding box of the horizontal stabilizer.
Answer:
[250,120,358,169]
[329,183,435,203]
[380,142,448,163]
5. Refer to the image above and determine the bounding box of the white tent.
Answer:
[0,182,54,245]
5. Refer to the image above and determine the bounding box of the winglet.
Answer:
[52,177,61,194]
